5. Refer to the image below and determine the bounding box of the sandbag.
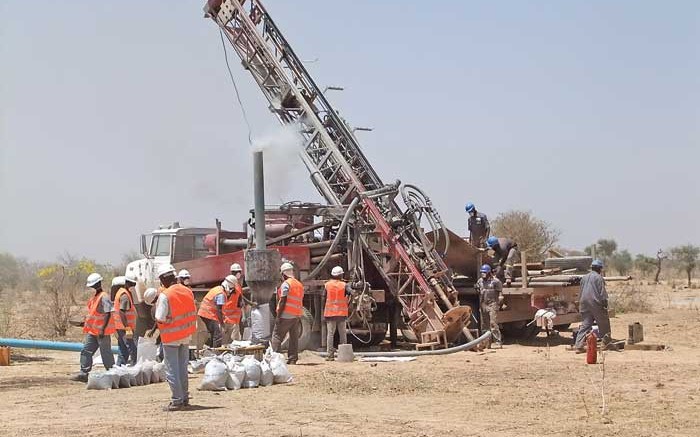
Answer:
[189,356,215,374]
[153,362,166,383]
[265,346,293,384]
[86,372,113,390]
[227,362,246,390]
[125,365,143,386]
[242,356,261,388]
[198,358,228,391]
[250,304,272,342]
[105,369,121,389]
[259,360,274,387]
[137,336,158,364]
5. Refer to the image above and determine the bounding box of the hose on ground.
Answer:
[315,330,492,358]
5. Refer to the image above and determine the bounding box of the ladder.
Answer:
[205,0,472,344]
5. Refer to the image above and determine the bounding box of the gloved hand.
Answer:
[147,326,158,338]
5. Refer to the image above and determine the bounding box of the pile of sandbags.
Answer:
[86,360,166,390]
[196,348,292,391]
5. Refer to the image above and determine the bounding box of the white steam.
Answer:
[251,124,304,203]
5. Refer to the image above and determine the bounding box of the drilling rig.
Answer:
[201,0,473,348]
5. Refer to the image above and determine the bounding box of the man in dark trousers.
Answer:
[486,236,519,286]
[465,202,490,248]
[574,259,614,352]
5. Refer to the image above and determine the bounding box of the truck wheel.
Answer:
[544,256,593,274]
[501,321,541,341]
[280,307,313,352]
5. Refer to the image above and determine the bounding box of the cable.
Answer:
[219,28,253,146]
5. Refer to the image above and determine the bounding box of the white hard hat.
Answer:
[111,276,126,287]
[144,288,158,305]
[280,262,294,274]
[331,266,344,277]
[124,271,138,284]
[223,274,238,290]
[177,269,191,279]
[230,263,242,273]
[86,273,103,287]
[157,264,176,278]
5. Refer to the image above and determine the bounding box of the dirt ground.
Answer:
[2,284,699,437]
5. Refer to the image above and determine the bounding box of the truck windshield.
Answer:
[150,235,172,257]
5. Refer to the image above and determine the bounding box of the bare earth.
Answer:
[2,285,699,437]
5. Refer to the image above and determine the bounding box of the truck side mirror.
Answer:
[140,235,151,258]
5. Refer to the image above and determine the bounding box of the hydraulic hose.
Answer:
[306,196,360,280]
[316,330,492,358]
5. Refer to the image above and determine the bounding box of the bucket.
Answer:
[336,344,354,362]
[0,346,10,366]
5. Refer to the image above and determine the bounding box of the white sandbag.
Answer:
[153,362,166,383]
[86,372,113,390]
[250,304,272,342]
[242,356,261,388]
[137,336,158,364]
[198,358,228,391]
[141,360,157,384]
[259,361,274,387]
[226,370,242,390]
[105,369,121,389]
[125,365,143,386]
[228,362,246,390]
[141,367,152,385]
[270,354,293,384]
[189,356,215,374]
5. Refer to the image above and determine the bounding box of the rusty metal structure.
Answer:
[201,0,473,347]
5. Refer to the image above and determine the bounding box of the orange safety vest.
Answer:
[277,277,304,317]
[223,284,242,324]
[113,287,137,330]
[198,286,225,321]
[158,284,197,343]
[83,291,116,335]
[324,279,349,318]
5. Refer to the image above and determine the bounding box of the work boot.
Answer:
[70,372,89,382]
[162,402,184,412]
[325,351,335,361]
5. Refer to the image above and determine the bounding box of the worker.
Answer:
[486,236,519,286]
[71,273,115,382]
[114,274,138,366]
[465,202,490,248]
[110,276,125,302]
[222,275,243,344]
[574,259,614,353]
[144,287,164,362]
[271,262,304,365]
[475,264,503,348]
[230,263,243,278]
[198,278,227,348]
[323,266,352,361]
[177,270,192,287]
[154,264,197,411]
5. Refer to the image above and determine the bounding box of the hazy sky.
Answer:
[1,1,698,264]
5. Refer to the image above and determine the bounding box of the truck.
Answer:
[126,0,583,351]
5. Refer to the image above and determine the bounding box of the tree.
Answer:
[653,249,668,284]
[609,250,633,275]
[584,238,618,262]
[490,210,560,260]
[634,254,656,277]
[670,244,700,288]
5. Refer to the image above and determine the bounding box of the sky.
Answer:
[1,0,698,264]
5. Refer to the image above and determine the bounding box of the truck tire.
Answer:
[280,307,313,352]
[544,256,593,274]
[501,321,541,341]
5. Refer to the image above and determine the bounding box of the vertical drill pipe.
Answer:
[253,150,266,249]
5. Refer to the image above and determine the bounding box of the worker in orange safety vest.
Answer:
[114,273,138,365]
[323,266,352,361]
[154,264,197,411]
[71,272,115,382]
[198,279,227,348]
[222,275,243,344]
[271,262,305,365]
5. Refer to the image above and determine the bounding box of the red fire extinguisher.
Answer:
[586,331,598,364]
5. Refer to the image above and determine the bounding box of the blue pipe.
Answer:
[0,338,119,354]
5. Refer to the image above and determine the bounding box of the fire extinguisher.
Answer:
[586,331,598,364]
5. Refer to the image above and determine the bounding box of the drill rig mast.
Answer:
[204,0,472,346]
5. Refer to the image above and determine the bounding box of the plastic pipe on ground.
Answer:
[316,330,492,358]
[0,338,119,354]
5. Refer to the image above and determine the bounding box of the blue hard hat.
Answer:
[591,259,604,268]
[465,202,475,213]
[480,264,492,274]
[486,236,499,248]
